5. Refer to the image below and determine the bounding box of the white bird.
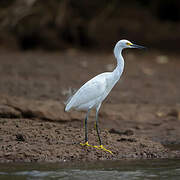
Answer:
[65,39,145,154]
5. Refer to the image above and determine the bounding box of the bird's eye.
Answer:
[126,42,132,46]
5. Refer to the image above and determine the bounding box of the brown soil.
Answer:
[0,49,180,162]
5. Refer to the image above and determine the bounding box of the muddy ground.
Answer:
[0,49,180,162]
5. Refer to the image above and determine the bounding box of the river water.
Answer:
[0,159,180,180]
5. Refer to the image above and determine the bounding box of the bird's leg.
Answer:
[95,110,102,145]
[93,107,113,154]
[80,108,93,147]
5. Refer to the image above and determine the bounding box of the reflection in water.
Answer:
[0,159,180,180]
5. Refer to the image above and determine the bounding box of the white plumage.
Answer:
[65,39,145,153]
[65,72,119,111]
[65,40,126,112]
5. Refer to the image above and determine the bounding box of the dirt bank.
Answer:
[0,50,180,162]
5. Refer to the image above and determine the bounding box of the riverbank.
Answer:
[0,50,180,162]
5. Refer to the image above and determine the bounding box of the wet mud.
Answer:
[0,50,180,162]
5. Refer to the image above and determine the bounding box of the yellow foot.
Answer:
[80,141,93,147]
[93,145,113,154]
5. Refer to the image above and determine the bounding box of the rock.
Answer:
[1,96,84,122]
[167,109,179,118]
[0,105,21,118]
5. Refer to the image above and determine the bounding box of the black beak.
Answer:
[131,44,146,49]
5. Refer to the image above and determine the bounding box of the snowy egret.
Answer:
[65,39,145,154]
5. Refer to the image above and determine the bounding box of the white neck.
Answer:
[113,48,124,79]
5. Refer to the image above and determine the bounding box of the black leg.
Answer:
[93,104,113,154]
[95,110,102,145]
[84,109,90,143]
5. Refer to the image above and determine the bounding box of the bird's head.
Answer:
[117,39,146,49]
[114,39,146,58]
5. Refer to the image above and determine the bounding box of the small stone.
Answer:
[16,134,25,142]
[156,111,165,117]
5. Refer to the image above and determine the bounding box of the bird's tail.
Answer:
[65,104,71,112]
[63,87,77,112]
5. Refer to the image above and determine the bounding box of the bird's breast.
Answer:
[100,75,119,101]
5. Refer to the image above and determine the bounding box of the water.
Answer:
[0,159,180,180]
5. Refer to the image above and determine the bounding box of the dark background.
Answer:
[0,0,180,52]
[0,1,180,163]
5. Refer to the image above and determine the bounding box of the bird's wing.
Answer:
[66,73,109,110]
